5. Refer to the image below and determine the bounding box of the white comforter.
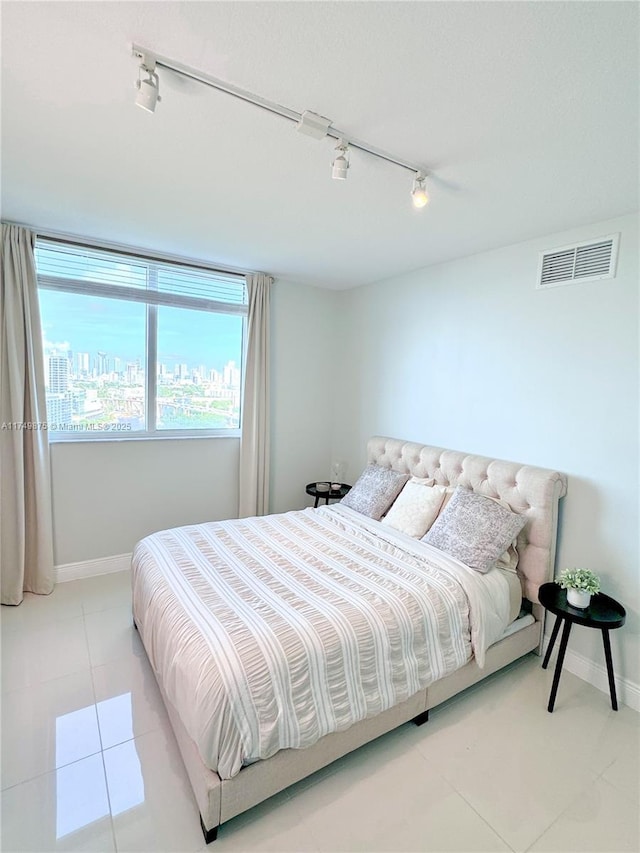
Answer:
[131,504,510,779]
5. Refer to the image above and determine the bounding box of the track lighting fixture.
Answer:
[296,110,333,139]
[411,172,429,209]
[135,58,161,113]
[331,140,350,181]
[131,45,431,208]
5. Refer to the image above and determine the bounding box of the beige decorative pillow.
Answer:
[340,465,409,521]
[410,476,436,487]
[495,543,519,573]
[437,487,455,515]
[381,480,447,538]
[422,486,526,573]
[498,567,524,623]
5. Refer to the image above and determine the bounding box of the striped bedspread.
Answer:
[131,504,510,779]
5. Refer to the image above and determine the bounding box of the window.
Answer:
[36,239,247,439]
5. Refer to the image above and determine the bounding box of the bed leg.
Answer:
[412,709,429,726]
[200,816,219,844]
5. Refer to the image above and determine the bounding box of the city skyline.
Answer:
[39,289,243,371]
[45,346,241,385]
[44,346,242,431]
[41,295,243,431]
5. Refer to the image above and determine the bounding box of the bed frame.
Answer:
[134,436,568,843]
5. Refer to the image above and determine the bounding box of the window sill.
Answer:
[48,430,240,443]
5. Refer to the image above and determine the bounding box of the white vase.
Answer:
[567,588,591,609]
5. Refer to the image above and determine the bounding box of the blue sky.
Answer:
[39,290,243,371]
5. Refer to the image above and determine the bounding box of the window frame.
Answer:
[36,238,248,442]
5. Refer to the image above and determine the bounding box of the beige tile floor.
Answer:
[1,571,638,853]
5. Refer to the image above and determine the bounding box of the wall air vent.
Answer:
[537,233,619,289]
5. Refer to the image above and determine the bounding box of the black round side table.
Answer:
[539,581,626,713]
[305,482,351,508]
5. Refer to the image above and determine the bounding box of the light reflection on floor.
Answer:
[96,690,136,747]
[55,693,144,839]
[55,755,110,840]
[103,740,145,818]
[55,704,101,769]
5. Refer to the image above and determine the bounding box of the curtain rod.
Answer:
[4,220,262,279]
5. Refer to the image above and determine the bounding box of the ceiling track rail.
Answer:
[131,44,429,177]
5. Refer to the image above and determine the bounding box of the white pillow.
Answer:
[381,480,447,538]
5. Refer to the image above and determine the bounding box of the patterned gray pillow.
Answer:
[422,486,526,573]
[341,465,409,521]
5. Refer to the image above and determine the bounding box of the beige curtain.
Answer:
[238,273,272,517]
[1,224,54,604]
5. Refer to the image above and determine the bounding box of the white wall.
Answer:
[333,213,639,688]
[50,278,339,565]
[269,279,340,513]
[50,437,239,564]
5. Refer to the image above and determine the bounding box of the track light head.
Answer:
[135,62,161,113]
[411,171,428,208]
[332,140,350,181]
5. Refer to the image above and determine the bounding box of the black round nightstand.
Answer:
[539,581,626,712]
[305,482,351,508]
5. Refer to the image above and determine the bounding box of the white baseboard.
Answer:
[544,632,640,712]
[55,553,132,583]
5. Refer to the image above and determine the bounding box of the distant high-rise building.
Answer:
[126,362,141,385]
[71,390,87,415]
[76,352,90,375]
[49,357,69,393]
[96,351,108,376]
[46,393,72,425]
[223,360,240,388]
[175,363,188,380]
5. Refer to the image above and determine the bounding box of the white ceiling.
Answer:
[1,1,638,289]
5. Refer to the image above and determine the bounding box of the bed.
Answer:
[131,436,567,842]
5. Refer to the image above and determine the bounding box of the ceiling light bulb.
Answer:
[411,172,429,208]
[412,187,428,208]
[332,140,349,180]
[135,69,161,113]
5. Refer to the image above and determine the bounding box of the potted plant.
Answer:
[557,568,601,609]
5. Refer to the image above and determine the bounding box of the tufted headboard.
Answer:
[367,436,568,609]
